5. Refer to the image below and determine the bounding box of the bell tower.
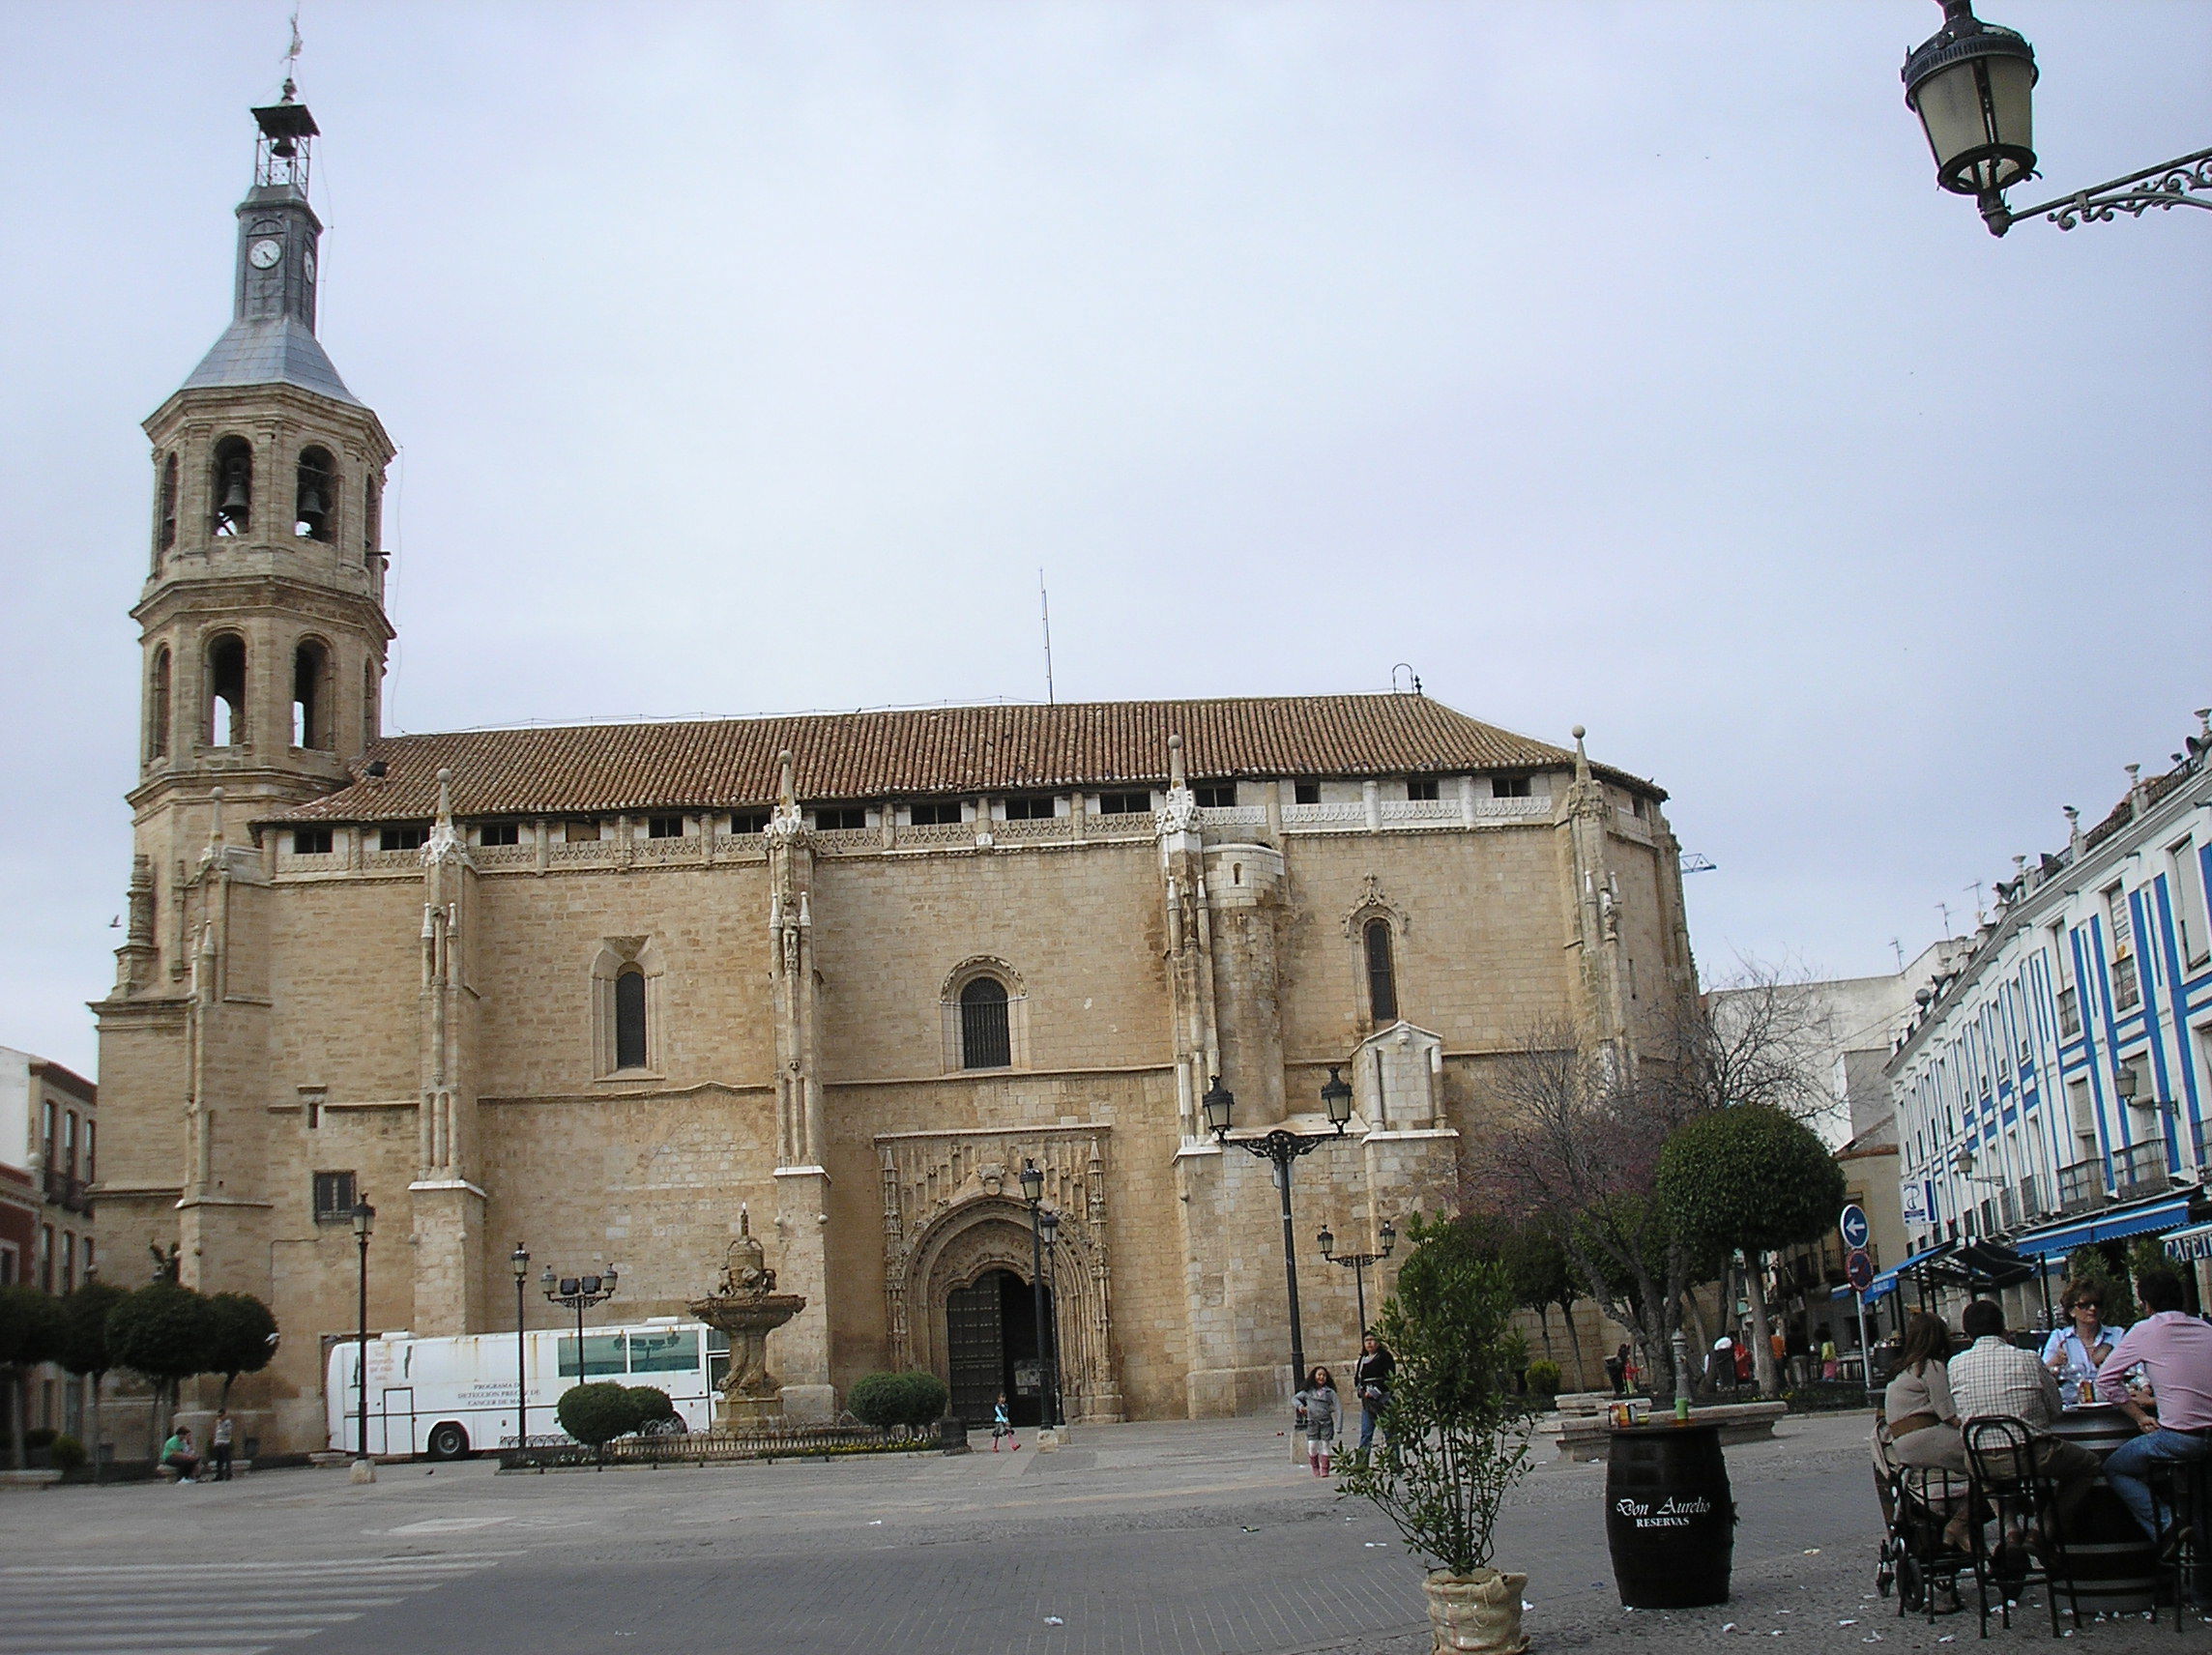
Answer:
[123,86,395,991]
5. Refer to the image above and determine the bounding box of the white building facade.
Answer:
[1889,720,2212,1270]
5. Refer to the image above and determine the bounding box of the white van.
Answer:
[324,1319,724,1460]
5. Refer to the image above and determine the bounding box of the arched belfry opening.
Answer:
[155,453,178,558]
[206,634,247,747]
[295,447,336,541]
[211,437,252,537]
[291,639,331,750]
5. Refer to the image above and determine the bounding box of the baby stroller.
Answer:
[1872,1413,1974,1621]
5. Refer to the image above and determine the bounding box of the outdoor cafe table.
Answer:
[2048,1403,2162,1612]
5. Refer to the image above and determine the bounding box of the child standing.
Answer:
[1296,1366,1340,1477]
[991,1393,1017,1452]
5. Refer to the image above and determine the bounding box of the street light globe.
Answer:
[1320,1066,1353,1129]
[509,1241,530,1280]
[539,1263,556,1295]
[1903,1,2037,208]
[1039,1206,1060,1242]
[1201,1076,1235,1138]
[350,1199,375,1240]
[1317,1224,1335,1260]
[1019,1158,1045,1205]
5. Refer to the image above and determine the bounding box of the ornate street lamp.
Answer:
[1038,1205,1063,1431]
[350,1198,375,1476]
[541,1261,620,1398]
[1208,1068,1354,1405]
[1318,1214,1397,1343]
[1903,1,2210,235]
[509,1242,531,1449]
[1019,1159,1058,1433]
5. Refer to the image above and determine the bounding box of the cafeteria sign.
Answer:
[2168,1226,2212,1264]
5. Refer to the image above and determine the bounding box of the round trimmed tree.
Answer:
[1657,1106,1847,1398]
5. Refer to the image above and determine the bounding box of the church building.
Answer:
[94,95,1701,1454]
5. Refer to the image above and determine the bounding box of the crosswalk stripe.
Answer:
[0,1552,506,1655]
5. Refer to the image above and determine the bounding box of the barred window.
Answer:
[910,800,964,826]
[312,1170,358,1221]
[1364,918,1400,1025]
[478,823,520,847]
[614,968,649,1070]
[1004,796,1055,821]
[1096,790,1151,815]
[1193,784,1235,808]
[960,977,1011,1069]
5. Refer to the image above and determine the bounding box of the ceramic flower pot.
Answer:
[1422,1566,1528,1655]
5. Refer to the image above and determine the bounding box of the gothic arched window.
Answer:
[211,437,252,537]
[156,453,179,557]
[295,448,336,541]
[292,639,332,749]
[959,976,1011,1070]
[1364,917,1399,1026]
[363,474,382,562]
[147,647,171,761]
[614,968,649,1071]
[206,633,247,747]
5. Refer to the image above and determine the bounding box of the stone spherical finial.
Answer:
[1571,725,1586,740]
[437,767,452,784]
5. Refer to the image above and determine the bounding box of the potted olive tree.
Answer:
[1340,1216,1536,1655]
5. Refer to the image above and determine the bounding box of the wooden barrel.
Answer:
[2051,1405,2161,1612]
[1606,1423,1735,1608]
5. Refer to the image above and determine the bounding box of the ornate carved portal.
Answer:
[878,1126,1124,1423]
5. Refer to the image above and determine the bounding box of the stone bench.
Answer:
[1553,1400,1789,1462]
[1554,1391,1648,1418]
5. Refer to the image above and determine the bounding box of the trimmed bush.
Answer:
[557,1382,639,1447]
[848,1370,949,1428]
[1524,1358,1563,1399]
[623,1386,676,1433]
[49,1435,86,1472]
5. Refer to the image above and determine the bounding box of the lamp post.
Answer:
[540,1262,620,1401]
[1206,1066,1354,1405]
[1317,1214,1397,1345]
[1018,1160,1058,1435]
[1903,1,2211,235]
[509,1242,531,1449]
[350,1198,375,1482]
[1039,1205,1063,1432]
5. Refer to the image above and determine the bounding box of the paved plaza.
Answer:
[2,1411,2204,1654]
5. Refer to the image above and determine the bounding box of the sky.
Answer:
[0,1,2205,1078]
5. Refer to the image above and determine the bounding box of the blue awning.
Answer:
[2167,1221,2212,1263]
[1833,1278,1897,1302]
[1867,1239,1955,1297]
[2009,1195,2196,1260]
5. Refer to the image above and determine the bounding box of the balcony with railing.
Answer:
[2111,1139,2174,1202]
[2055,1159,2110,1215]
[42,1169,92,1217]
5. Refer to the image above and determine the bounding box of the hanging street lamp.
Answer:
[1902,1,2210,236]
[1318,1215,1398,1345]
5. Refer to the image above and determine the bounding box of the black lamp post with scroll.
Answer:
[349,1198,375,1481]
[1204,1066,1354,1402]
[509,1242,531,1448]
[1902,1,2209,236]
[1317,1214,1397,1346]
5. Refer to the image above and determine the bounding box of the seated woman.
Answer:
[1884,1312,1970,1550]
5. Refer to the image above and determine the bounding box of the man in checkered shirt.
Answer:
[1947,1298,2101,1529]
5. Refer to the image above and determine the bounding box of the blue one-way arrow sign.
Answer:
[1839,1204,1871,1251]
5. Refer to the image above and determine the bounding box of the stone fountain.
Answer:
[687,1208,807,1431]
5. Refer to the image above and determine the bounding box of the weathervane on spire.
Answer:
[281,5,305,97]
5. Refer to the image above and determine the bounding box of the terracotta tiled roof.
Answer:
[272,694,1656,824]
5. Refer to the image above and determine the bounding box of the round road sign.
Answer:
[1846,1248,1875,1292]
[1840,1204,1871,1251]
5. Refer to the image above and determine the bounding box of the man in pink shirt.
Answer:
[2095,1264,2212,1547]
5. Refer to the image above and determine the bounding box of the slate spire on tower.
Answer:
[178,82,360,406]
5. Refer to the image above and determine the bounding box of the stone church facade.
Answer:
[93,97,1700,1454]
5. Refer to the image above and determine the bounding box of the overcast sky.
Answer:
[2,2,2206,1077]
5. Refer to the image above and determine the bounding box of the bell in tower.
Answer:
[127,83,398,930]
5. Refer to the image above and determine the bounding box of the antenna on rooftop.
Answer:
[1891,937,1906,973]
[1039,569,1055,707]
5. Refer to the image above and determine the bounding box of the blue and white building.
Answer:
[1887,712,2212,1300]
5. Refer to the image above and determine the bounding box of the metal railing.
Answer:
[2110,1139,2173,1202]
[42,1170,92,1216]
[498,1423,936,1469]
[2055,1159,2110,1215]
